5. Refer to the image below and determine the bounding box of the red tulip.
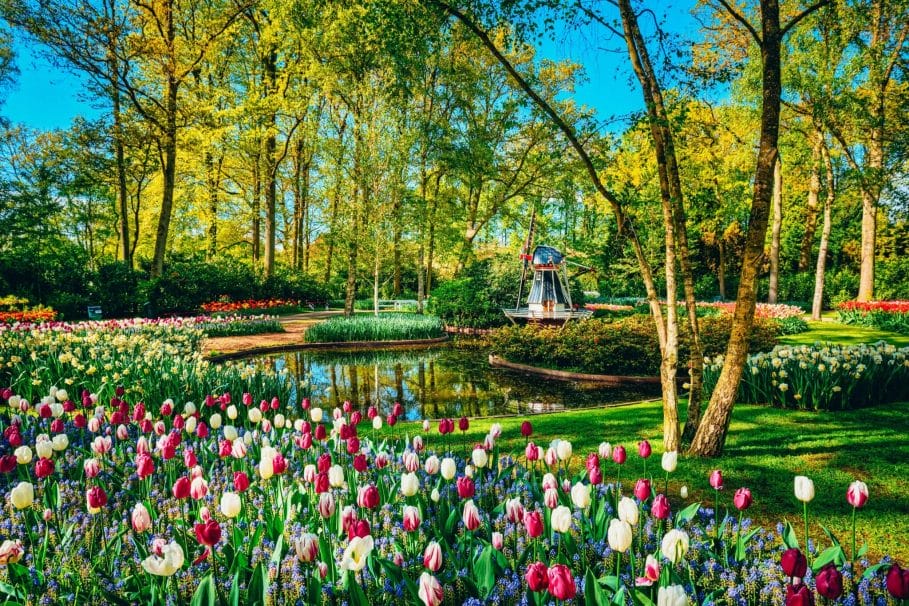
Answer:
[523,510,543,538]
[520,421,533,437]
[387,414,397,427]
[785,583,815,606]
[709,469,724,490]
[651,494,670,520]
[393,402,403,417]
[781,548,808,579]
[34,457,54,479]
[846,481,868,508]
[353,454,367,472]
[525,442,539,462]
[0,455,15,473]
[270,397,279,410]
[589,465,603,485]
[218,439,232,458]
[136,452,154,479]
[634,478,651,501]
[350,411,362,426]
[637,440,651,459]
[456,476,475,499]
[315,472,329,494]
[887,563,909,599]
[314,424,327,440]
[183,449,197,469]
[86,486,108,509]
[74,413,87,429]
[357,485,379,509]
[194,520,221,546]
[50,419,64,433]
[733,487,753,511]
[367,406,377,419]
[585,452,600,473]
[816,564,843,599]
[547,564,576,600]
[346,437,360,455]
[233,471,250,492]
[242,393,252,406]
[172,476,191,499]
[612,445,626,464]
[172,415,184,430]
[317,453,331,473]
[524,561,549,592]
[347,518,371,539]
[301,397,310,410]
[459,416,469,432]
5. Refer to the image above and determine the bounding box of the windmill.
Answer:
[503,208,593,324]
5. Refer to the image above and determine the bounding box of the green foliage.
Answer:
[92,262,145,318]
[428,256,520,328]
[304,313,444,343]
[200,316,285,338]
[839,310,909,335]
[489,316,780,376]
[776,316,810,335]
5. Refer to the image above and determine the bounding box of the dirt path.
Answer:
[204,311,343,356]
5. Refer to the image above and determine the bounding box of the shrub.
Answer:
[199,315,284,337]
[92,262,146,318]
[428,256,520,328]
[489,316,780,376]
[304,313,444,343]
[776,316,810,335]
[838,301,909,335]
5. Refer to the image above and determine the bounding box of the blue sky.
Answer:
[2,1,699,132]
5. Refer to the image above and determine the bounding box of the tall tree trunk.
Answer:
[344,116,363,318]
[111,76,131,267]
[152,69,179,278]
[768,157,782,303]
[263,49,278,278]
[811,135,835,320]
[689,0,783,457]
[392,189,402,297]
[718,238,727,299]
[252,151,261,263]
[205,151,221,261]
[799,136,823,271]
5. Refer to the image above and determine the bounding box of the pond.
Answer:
[244,343,660,420]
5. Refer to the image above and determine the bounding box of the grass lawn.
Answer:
[390,400,909,561]
[781,320,909,347]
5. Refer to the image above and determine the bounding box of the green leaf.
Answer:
[474,545,497,599]
[584,568,609,606]
[346,571,370,606]
[190,574,216,606]
[819,524,842,547]
[675,501,701,525]
[735,527,761,560]
[247,561,268,606]
[857,542,868,558]
[862,562,889,580]
[782,521,800,549]
[812,545,846,571]
[228,570,241,606]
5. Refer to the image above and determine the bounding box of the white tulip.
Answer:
[618,496,639,526]
[570,482,591,510]
[35,441,53,460]
[372,416,383,430]
[51,434,69,452]
[401,472,419,497]
[598,442,612,459]
[220,492,241,518]
[248,408,262,424]
[680,485,688,499]
[657,585,688,606]
[13,446,32,465]
[661,451,678,473]
[550,505,572,533]
[607,519,633,553]
[794,476,815,503]
[661,529,690,564]
[556,440,573,461]
[310,408,323,423]
[339,536,374,572]
[440,457,456,481]
[9,482,34,510]
[329,465,345,488]
[209,413,222,430]
[471,448,488,469]
[141,541,184,576]
[226,405,237,420]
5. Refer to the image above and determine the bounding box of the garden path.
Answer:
[203,311,343,355]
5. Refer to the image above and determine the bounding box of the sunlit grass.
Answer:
[780,320,909,346]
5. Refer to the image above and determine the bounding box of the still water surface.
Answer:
[246,344,659,419]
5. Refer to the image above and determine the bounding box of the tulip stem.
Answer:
[803,501,810,563]
[851,506,857,562]
[714,489,720,540]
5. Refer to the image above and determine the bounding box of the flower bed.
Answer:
[201,298,301,315]
[305,313,445,343]
[838,301,909,335]
[197,315,284,338]
[0,392,903,604]
[0,317,296,410]
[702,342,909,411]
[0,309,58,323]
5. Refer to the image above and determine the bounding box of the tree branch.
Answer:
[714,0,761,46]
[781,0,834,38]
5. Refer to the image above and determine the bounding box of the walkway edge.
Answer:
[488,354,664,385]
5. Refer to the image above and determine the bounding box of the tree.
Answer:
[688,0,832,457]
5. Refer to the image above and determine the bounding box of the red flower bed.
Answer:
[838,300,909,314]
[200,298,298,313]
[0,309,57,323]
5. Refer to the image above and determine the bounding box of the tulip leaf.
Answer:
[0,579,24,601]
[857,542,868,558]
[782,521,800,549]
[819,523,842,548]
[444,508,459,537]
[346,571,370,606]
[247,561,268,606]
[674,501,700,525]
[474,545,497,599]
[862,562,889,580]
[812,545,845,571]
[270,534,285,568]
[584,568,609,606]
[734,527,761,561]
[190,574,215,606]
[611,585,627,604]
[229,570,241,606]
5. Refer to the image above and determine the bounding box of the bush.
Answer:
[776,316,810,335]
[304,313,444,343]
[489,315,780,376]
[428,256,520,328]
[92,262,146,318]
[199,315,284,338]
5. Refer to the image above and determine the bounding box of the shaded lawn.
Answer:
[781,321,909,347]
[390,400,909,561]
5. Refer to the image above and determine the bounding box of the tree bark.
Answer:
[263,48,278,277]
[689,0,783,457]
[799,136,822,272]
[110,65,131,267]
[811,135,835,320]
[718,238,727,300]
[768,157,782,303]
[152,67,179,277]
[205,151,222,261]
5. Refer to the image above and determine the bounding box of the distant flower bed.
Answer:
[305,313,444,343]
[0,309,57,324]
[201,298,300,314]
[700,301,805,320]
[838,301,909,335]
[585,303,635,312]
[196,315,284,338]
[703,342,909,411]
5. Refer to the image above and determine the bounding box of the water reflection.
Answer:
[247,345,660,419]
